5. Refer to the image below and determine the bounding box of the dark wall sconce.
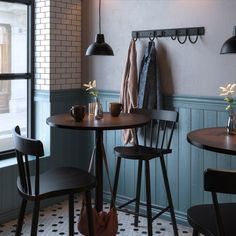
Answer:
[220,26,236,54]
[85,0,114,56]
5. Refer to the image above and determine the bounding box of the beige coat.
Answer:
[120,39,138,144]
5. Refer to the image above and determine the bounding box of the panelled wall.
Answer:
[1,89,235,223]
[0,89,91,222]
[99,91,236,224]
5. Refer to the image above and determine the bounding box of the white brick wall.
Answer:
[35,0,82,91]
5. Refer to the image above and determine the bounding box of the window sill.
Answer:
[0,157,17,168]
[0,156,50,169]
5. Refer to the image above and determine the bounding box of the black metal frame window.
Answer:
[0,0,34,160]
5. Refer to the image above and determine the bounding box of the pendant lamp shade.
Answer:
[85,0,114,56]
[220,26,236,54]
[86,34,114,56]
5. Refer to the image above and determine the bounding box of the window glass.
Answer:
[0,1,29,156]
[0,80,27,152]
[0,2,27,73]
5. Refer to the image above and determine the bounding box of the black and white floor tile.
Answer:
[0,198,192,235]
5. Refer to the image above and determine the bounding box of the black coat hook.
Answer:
[177,35,188,44]
[131,27,205,45]
[171,30,177,40]
[188,28,199,44]
[149,36,155,41]
[188,34,199,44]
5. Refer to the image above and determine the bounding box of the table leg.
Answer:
[95,130,103,212]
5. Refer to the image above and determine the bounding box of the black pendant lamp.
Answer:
[86,0,114,56]
[220,26,236,54]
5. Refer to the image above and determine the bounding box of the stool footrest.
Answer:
[117,208,147,218]
[118,198,136,209]
[117,198,171,222]
[152,206,170,221]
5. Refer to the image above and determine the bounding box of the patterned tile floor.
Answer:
[0,197,192,235]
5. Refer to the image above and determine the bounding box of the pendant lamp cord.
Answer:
[99,0,101,34]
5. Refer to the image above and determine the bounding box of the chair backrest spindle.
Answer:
[24,154,32,195]
[131,109,178,151]
[13,126,44,196]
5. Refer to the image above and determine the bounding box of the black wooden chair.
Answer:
[187,168,236,236]
[13,126,96,236]
[111,109,179,236]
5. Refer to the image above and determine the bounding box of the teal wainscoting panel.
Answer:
[35,89,90,169]
[190,109,204,206]
[0,89,91,223]
[100,92,236,224]
[49,89,93,170]
[0,165,20,220]
[178,107,191,213]
[1,90,235,224]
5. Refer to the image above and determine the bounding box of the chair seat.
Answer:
[17,167,96,201]
[187,203,236,236]
[114,145,171,160]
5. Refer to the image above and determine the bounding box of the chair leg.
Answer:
[134,160,143,227]
[15,199,27,236]
[145,160,153,236]
[111,156,121,209]
[192,229,199,236]
[68,194,74,236]
[160,155,178,236]
[85,191,94,236]
[31,200,40,236]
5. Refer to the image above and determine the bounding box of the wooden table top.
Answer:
[187,127,236,155]
[46,112,150,131]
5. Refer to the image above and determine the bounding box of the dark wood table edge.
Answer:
[46,113,150,131]
[187,127,236,156]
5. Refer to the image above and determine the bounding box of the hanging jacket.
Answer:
[138,41,162,109]
[120,39,138,144]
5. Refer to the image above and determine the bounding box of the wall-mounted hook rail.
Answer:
[132,27,205,44]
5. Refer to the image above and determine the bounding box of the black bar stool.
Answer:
[111,109,179,236]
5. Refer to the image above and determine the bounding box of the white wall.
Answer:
[82,0,236,97]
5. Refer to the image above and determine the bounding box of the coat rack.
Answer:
[132,27,205,44]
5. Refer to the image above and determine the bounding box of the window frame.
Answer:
[0,0,35,160]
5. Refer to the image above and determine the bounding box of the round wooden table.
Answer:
[187,127,236,155]
[47,112,150,211]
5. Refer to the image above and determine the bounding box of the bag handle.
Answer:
[101,144,115,198]
[88,145,116,208]
[88,147,96,173]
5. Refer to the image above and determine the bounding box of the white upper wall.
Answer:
[82,0,236,96]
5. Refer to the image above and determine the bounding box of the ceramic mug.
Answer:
[109,102,123,117]
[70,105,85,122]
